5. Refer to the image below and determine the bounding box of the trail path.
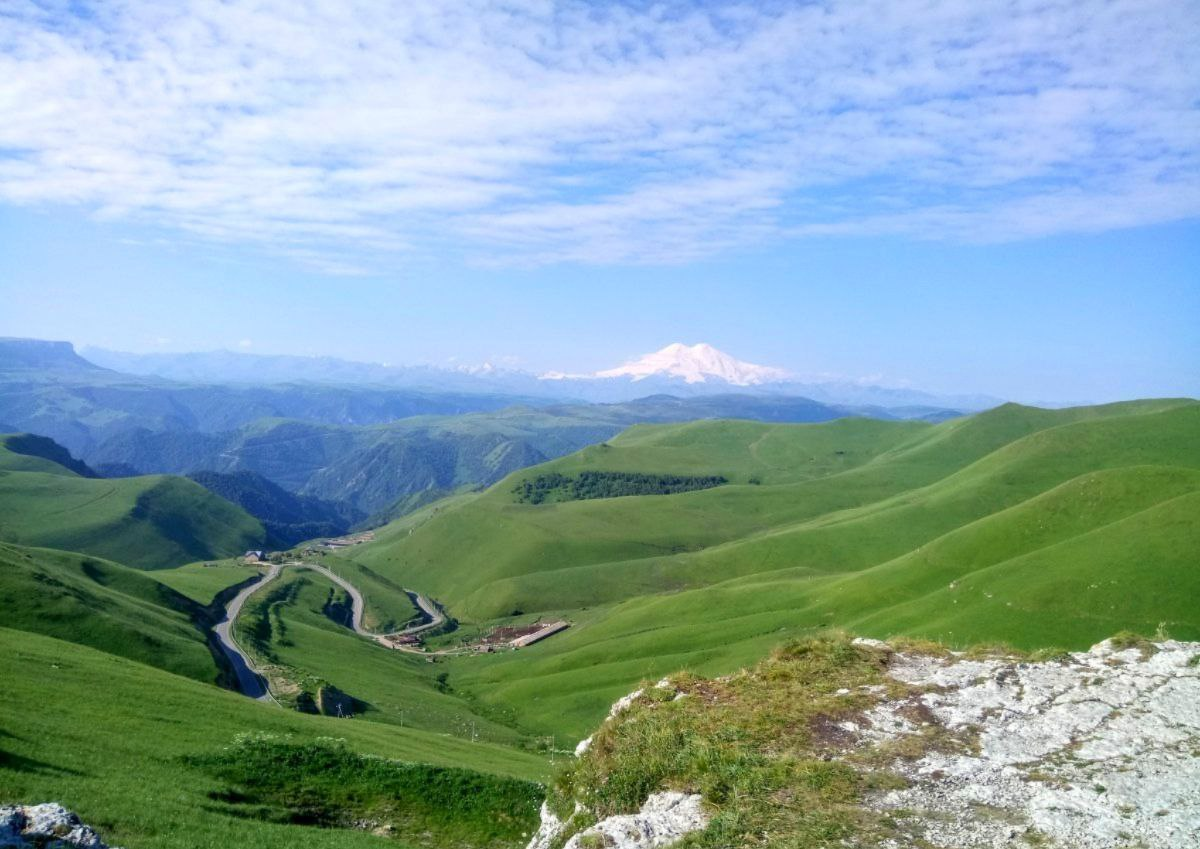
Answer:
[213,560,447,700]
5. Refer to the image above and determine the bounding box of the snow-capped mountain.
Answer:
[545,343,791,386]
[81,341,1001,411]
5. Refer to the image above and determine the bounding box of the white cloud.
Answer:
[0,0,1197,270]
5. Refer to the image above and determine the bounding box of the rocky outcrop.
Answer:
[526,793,706,849]
[857,638,1200,848]
[537,637,1200,849]
[0,804,120,848]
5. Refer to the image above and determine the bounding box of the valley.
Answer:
[2,345,1197,848]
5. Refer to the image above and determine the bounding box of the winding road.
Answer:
[212,564,281,702]
[211,561,445,701]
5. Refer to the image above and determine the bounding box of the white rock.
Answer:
[608,688,644,719]
[563,792,707,849]
[525,801,569,849]
[865,640,1200,848]
[0,803,119,848]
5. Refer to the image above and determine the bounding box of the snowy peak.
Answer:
[592,343,790,386]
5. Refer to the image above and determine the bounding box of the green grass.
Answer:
[0,542,219,682]
[0,436,266,568]
[4,398,1197,848]
[0,628,550,849]
[191,734,541,849]
[152,559,266,605]
[346,399,1200,740]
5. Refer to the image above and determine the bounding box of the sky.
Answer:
[1,0,1198,403]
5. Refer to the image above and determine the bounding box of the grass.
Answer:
[191,734,541,849]
[0,627,550,849]
[0,436,266,568]
[0,541,220,682]
[3,398,1198,847]
[345,399,1200,740]
[152,559,266,605]
[548,635,907,848]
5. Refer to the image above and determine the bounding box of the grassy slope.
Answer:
[0,436,265,569]
[0,542,219,682]
[348,399,1200,739]
[0,628,549,849]
[152,559,265,605]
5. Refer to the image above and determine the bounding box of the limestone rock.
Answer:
[0,803,120,849]
[562,792,706,849]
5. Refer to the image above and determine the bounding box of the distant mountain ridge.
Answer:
[81,340,1002,410]
[0,337,970,526]
[87,394,897,518]
[0,337,107,372]
[186,469,364,548]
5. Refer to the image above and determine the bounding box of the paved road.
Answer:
[301,562,445,643]
[212,564,281,702]
[213,561,447,700]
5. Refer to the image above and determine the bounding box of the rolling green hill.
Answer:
[0,434,266,568]
[0,628,550,849]
[0,542,220,682]
[85,395,873,518]
[346,399,1200,738]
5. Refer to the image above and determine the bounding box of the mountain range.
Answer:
[82,340,1002,409]
[0,333,969,522]
[1,337,970,531]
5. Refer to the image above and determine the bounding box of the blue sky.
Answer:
[1,0,1198,403]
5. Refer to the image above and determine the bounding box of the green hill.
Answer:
[345,399,1200,738]
[187,469,363,547]
[0,628,549,849]
[0,434,266,568]
[0,542,221,682]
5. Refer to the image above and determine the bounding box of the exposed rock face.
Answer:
[0,804,120,848]
[858,639,1200,848]
[526,793,706,849]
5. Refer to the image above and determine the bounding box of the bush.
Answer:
[189,734,542,848]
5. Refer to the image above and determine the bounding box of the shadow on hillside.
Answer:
[0,747,88,778]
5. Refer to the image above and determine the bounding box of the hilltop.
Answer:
[0,433,265,568]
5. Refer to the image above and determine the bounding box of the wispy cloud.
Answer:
[1,0,1197,270]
